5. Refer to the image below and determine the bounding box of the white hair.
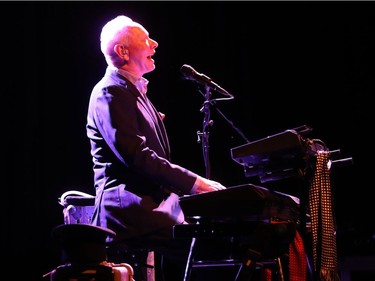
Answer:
[100,15,133,56]
[100,15,144,67]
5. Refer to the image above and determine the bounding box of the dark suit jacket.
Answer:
[86,67,198,243]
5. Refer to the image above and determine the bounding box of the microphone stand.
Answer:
[197,85,250,178]
[200,84,213,179]
[183,85,212,281]
[198,85,252,173]
[183,84,249,281]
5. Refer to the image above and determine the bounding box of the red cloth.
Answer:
[289,231,307,281]
[262,267,272,281]
[261,229,307,281]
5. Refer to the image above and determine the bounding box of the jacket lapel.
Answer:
[111,70,171,159]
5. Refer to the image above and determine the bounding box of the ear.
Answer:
[114,44,128,58]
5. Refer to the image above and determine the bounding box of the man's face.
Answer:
[126,25,158,77]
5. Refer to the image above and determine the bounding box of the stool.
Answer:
[57,190,155,281]
[50,223,134,281]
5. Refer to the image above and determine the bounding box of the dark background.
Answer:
[2,1,374,280]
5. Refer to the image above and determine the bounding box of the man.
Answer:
[86,15,226,281]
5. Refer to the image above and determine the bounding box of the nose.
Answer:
[151,38,158,49]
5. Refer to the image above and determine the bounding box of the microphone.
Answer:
[180,64,231,97]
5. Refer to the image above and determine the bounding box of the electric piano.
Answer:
[230,126,321,183]
[174,184,299,281]
[179,184,299,222]
[174,183,299,239]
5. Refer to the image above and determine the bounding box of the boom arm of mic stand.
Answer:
[209,100,250,144]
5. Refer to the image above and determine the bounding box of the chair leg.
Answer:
[146,251,155,281]
[259,257,285,281]
[276,257,284,281]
